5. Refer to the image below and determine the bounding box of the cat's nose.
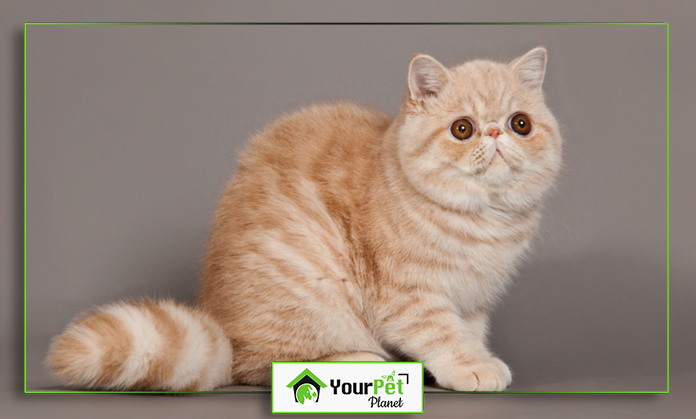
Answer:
[487,127,501,139]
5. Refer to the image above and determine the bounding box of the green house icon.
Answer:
[286,368,328,404]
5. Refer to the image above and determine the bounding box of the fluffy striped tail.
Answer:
[47,299,233,391]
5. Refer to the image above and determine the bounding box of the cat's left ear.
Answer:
[407,54,451,103]
[511,47,547,91]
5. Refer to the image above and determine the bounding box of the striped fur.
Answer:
[48,48,561,391]
[47,300,232,391]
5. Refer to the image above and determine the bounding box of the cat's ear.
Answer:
[511,47,547,91]
[407,54,451,103]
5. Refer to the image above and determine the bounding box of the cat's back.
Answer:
[203,102,392,292]
[239,102,392,177]
[216,102,394,234]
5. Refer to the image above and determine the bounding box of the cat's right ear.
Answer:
[407,54,451,105]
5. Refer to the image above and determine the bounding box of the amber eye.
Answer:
[450,118,475,141]
[509,113,532,136]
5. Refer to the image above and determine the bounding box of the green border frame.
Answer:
[271,361,424,414]
[23,22,670,396]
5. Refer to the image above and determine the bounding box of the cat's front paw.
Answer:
[486,356,512,387]
[436,360,511,391]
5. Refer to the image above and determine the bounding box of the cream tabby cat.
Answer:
[47,47,562,392]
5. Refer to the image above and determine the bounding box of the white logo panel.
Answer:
[272,362,423,414]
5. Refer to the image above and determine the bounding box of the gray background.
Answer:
[25,23,669,392]
[2,0,695,418]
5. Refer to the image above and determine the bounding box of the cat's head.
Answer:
[396,47,562,212]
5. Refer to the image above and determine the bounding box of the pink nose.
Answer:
[487,127,501,139]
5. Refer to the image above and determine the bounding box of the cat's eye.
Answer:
[450,118,475,141]
[509,113,532,136]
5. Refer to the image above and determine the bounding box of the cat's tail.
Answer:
[46,299,233,391]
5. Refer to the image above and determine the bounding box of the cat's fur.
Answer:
[47,47,562,392]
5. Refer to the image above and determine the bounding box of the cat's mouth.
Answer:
[488,149,507,167]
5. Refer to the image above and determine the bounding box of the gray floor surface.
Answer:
[5,373,695,419]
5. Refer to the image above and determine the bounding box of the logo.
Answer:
[330,369,410,408]
[272,362,423,413]
[286,368,328,404]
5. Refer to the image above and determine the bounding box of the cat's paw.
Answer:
[437,360,511,391]
[486,357,512,387]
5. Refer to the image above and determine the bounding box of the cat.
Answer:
[47,47,562,392]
